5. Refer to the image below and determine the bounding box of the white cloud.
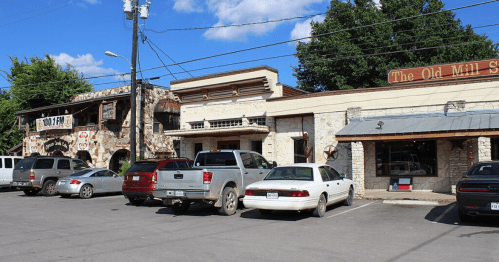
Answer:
[290,15,325,45]
[50,53,120,77]
[201,0,326,41]
[173,0,204,13]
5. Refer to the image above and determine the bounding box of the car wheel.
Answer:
[79,185,93,199]
[344,187,354,206]
[458,209,473,222]
[59,194,71,198]
[41,180,57,196]
[217,187,238,216]
[23,189,40,196]
[259,209,273,215]
[171,201,190,214]
[129,198,145,206]
[312,194,326,218]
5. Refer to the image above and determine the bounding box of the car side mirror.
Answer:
[114,174,119,178]
[340,173,346,179]
[272,161,278,168]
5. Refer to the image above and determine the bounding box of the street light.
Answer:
[105,50,137,166]
[105,51,132,69]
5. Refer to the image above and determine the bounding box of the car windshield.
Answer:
[127,162,158,173]
[264,167,314,181]
[14,158,36,170]
[468,163,499,177]
[70,169,93,177]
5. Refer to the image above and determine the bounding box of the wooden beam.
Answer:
[335,130,499,142]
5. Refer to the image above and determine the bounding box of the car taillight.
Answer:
[152,172,157,184]
[70,180,81,185]
[29,171,35,180]
[459,185,489,192]
[244,189,310,197]
[203,172,213,184]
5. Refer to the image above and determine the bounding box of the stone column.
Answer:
[478,137,491,162]
[449,140,468,194]
[351,141,365,198]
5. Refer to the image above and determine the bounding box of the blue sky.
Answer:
[1,0,499,92]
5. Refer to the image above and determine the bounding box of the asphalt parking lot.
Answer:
[0,189,498,262]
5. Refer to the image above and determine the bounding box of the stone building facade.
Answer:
[17,84,179,172]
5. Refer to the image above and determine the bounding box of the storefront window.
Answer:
[294,139,307,163]
[376,140,437,176]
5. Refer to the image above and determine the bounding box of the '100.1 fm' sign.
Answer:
[36,115,73,132]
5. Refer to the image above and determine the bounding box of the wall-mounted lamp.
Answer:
[41,113,45,118]
[376,121,384,129]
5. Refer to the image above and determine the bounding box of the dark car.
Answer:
[456,161,499,222]
[122,158,193,205]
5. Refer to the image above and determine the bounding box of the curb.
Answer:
[383,200,440,206]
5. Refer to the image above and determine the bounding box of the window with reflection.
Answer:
[376,140,437,176]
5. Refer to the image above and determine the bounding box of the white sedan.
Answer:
[243,163,354,217]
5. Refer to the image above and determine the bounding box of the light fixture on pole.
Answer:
[105,51,132,70]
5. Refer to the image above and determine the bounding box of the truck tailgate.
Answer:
[156,169,205,190]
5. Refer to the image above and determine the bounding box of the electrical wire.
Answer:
[0,0,74,20]
[145,37,194,77]
[144,39,178,80]
[0,0,85,27]
[145,12,327,33]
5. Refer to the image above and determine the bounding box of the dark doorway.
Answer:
[194,143,203,157]
[217,140,240,150]
[75,151,92,164]
[109,149,130,173]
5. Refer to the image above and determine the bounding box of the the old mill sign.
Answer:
[388,59,499,84]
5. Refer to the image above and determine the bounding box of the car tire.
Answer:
[171,201,190,214]
[41,180,57,196]
[458,209,473,222]
[312,194,326,218]
[79,185,93,199]
[59,194,71,198]
[344,187,354,206]
[259,209,272,215]
[129,198,145,206]
[23,189,40,196]
[217,187,238,216]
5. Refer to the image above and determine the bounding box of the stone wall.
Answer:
[273,116,314,165]
[351,142,365,197]
[450,140,469,193]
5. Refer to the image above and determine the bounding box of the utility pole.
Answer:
[130,0,139,166]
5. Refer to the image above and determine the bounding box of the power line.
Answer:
[145,37,194,77]
[0,0,72,20]
[0,0,85,27]
[140,0,499,73]
[145,12,327,33]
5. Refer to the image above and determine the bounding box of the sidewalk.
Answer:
[362,190,456,205]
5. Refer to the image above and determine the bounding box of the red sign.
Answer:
[388,59,499,84]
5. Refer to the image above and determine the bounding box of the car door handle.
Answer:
[244,172,249,175]
[259,172,263,174]
[327,184,329,187]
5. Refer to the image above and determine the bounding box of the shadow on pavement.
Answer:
[425,202,499,227]
[156,203,220,217]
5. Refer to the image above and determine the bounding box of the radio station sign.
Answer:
[388,59,499,84]
[36,115,73,132]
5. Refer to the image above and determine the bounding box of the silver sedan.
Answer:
[55,168,124,199]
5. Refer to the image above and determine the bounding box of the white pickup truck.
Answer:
[153,150,275,215]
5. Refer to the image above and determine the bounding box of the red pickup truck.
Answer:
[122,158,193,205]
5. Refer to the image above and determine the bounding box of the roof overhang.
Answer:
[172,76,269,95]
[164,126,270,138]
[16,92,131,115]
[335,112,499,142]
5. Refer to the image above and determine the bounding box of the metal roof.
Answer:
[336,112,499,136]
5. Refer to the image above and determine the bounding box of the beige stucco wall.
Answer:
[273,116,314,165]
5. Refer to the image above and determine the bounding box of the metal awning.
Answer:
[16,92,131,115]
[164,126,270,138]
[154,99,180,114]
[335,112,499,141]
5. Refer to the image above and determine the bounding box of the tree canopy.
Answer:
[0,54,93,154]
[293,0,499,92]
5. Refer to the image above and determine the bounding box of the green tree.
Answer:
[293,0,499,92]
[5,54,93,109]
[0,54,93,154]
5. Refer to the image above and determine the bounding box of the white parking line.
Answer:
[326,202,375,218]
[432,203,456,223]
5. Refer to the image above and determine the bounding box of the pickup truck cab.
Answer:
[153,150,274,215]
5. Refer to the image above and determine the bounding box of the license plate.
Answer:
[492,202,499,210]
[175,190,184,197]
[59,181,66,185]
[267,192,278,199]
[166,190,174,196]
[132,176,140,181]
[18,182,23,186]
